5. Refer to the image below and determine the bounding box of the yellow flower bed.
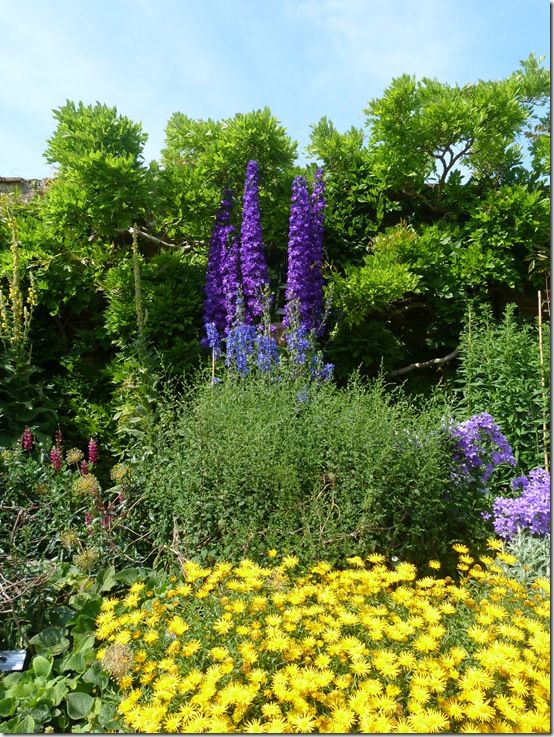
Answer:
[96,540,550,733]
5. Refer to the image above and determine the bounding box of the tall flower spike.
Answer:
[221,224,240,333]
[50,446,62,472]
[204,190,233,340]
[240,161,268,324]
[308,168,325,334]
[88,438,99,465]
[285,175,312,328]
[21,426,33,452]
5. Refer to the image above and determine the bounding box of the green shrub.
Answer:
[127,373,487,569]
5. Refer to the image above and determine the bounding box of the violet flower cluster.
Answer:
[284,170,326,333]
[201,162,332,385]
[286,324,312,365]
[491,468,550,539]
[450,412,516,487]
[240,160,269,324]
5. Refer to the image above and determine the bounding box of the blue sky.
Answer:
[1,0,549,178]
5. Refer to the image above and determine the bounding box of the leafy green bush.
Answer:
[126,373,489,569]
[455,303,550,473]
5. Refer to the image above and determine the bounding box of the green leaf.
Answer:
[32,655,52,678]
[0,697,15,717]
[29,627,70,656]
[66,691,94,720]
[2,714,35,733]
[115,567,147,584]
[60,651,85,673]
[82,663,108,689]
[95,565,117,593]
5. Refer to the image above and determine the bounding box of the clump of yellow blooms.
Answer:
[96,540,550,733]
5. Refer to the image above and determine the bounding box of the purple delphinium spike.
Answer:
[255,332,280,373]
[204,190,233,341]
[308,168,325,334]
[284,175,312,328]
[221,225,240,333]
[240,161,269,324]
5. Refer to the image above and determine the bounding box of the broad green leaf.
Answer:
[32,655,52,678]
[66,691,94,720]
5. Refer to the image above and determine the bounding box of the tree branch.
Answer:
[386,347,460,378]
[128,227,192,251]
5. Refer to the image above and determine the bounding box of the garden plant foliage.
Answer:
[0,53,550,734]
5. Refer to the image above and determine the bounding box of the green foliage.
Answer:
[102,248,204,367]
[0,565,138,733]
[126,373,489,569]
[454,185,550,290]
[0,210,57,445]
[502,528,551,584]
[365,54,548,201]
[159,107,297,252]
[42,100,153,239]
[455,303,550,472]
[328,228,421,323]
[307,118,389,266]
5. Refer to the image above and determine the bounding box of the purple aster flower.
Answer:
[450,412,515,487]
[492,468,550,539]
[240,161,269,324]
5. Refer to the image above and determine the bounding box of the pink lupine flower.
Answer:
[50,446,62,472]
[88,439,99,464]
[80,460,89,475]
[21,426,33,451]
